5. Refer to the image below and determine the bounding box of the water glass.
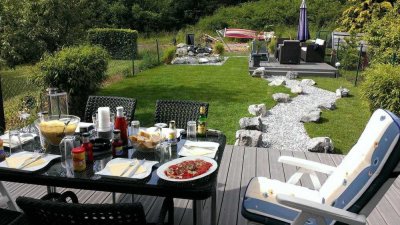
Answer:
[8,130,22,155]
[92,113,98,131]
[187,121,197,140]
[130,120,140,136]
[156,142,171,163]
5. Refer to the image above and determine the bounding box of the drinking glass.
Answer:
[130,120,140,136]
[59,136,79,169]
[187,121,197,140]
[8,130,22,156]
[154,123,167,141]
[156,142,171,163]
[92,113,98,131]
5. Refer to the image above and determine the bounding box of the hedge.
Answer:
[37,45,109,117]
[87,28,138,60]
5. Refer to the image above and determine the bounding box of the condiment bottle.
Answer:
[112,129,124,157]
[114,106,128,146]
[72,147,86,172]
[197,106,207,137]
[168,120,177,145]
[81,132,93,163]
[0,139,6,162]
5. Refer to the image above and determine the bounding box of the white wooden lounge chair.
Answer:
[242,109,400,225]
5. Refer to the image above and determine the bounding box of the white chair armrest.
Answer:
[278,156,336,175]
[276,194,366,225]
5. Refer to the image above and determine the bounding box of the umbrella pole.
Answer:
[215,30,232,52]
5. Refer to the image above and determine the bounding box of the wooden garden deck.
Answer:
[3,145,400,225]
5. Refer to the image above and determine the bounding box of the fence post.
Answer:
[132,48,135,76]
[354,44,363,86]
[0,75,5,133]
[156,39,160,64]
[336,37,341,63]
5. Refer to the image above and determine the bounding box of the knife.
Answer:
[126,159,146,177]
[18,154,44,169]
[120,159,138,176]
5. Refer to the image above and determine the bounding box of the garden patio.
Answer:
[3,146,400,225]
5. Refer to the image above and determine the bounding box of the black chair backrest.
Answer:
[16,196,147,225]
[276,38,290,48]
[83,96,137,123]
[282,40,300,49]
[155,100,209,129]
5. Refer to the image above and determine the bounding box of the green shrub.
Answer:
[37,45,109,117]
[87,28,138,60]
[361,64,400,115]
[139,51,161,71]
[162,46,176,64]
[214,42,225,55]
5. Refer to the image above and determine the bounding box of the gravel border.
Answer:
[261,76,338,151]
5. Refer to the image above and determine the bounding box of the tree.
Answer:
[339,0,397,31]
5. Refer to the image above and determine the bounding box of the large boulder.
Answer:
[248,104,267,117]
[307,137,334,153]
[171,57,186,64]
[252,67,265,77]
[336,87,350,97]
[318,102,336,110]
[286,71,299,80]
[187,57,198,64]
[239,117,262,130]
[301,79,316,86]
[273,93,290,103]
[268,79,286,86]
[291,85,303,94]
[176,47,188,57]
[176,43,187,48]
[300,109,321,122]
[260,133,271,148]
[198,58,209,64]
[235,130,262,147]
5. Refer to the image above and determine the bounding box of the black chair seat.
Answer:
[0,208,22,225]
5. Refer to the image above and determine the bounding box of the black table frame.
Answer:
[0,133,226,225]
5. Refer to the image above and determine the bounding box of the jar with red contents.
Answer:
[81,132,93,163]
[72,147,86,172]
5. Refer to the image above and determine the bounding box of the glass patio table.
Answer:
[0,131,226,225]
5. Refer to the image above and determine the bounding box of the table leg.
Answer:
[46,186,56,194]
[112,192,116,203]
[211,189,217,225]
[193,200,203,225]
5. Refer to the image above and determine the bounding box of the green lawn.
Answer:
[99,57,370,153]
[99,57,291,144]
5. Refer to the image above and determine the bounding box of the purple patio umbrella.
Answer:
[297,0,310,42]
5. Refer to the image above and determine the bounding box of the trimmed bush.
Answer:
[361,64,400,115]
[87,28,138,60]
[37,45,109,117]
[162,46,176,64]
[214,42,225,55]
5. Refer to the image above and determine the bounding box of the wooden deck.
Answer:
[3,146,400,225]
[249,56,338,77]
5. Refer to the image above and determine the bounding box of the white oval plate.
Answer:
[157,156,218,182]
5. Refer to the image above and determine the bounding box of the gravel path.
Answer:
[261,76,338,151]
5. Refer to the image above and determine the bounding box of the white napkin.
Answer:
[179,140,220,158]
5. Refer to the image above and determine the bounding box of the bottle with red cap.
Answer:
[114,106,128,146]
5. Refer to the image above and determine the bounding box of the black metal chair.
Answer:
[300,38,326,62]
[0,208,23,225]
[155,100,209,129]
[15,196,173,225]
[83,96,137,123]
[278,40,301,64]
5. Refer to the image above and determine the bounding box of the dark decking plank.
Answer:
[291,151,313,188]
[256,148,269,178]
[200,145,234,224]
[174,199,190,225]
[146,197,166,223]
[237,147,257,225]
[217,146,244,225]
[280,151,299,183]
[268,149,284,182]
[303,152,327,185]
[329,154,344,166]
[383,184,400,219]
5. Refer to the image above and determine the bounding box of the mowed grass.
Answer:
[99,57,291,144]
[303,73,371,154]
